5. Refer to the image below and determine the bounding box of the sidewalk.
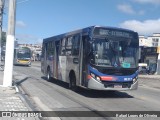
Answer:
[139,74,160,80]
[0,71,39,120]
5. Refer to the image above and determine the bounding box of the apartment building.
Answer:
[148,33,160,47]
[139,35,149,47]
[139,33,160,47]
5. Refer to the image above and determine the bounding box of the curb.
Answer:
[13,71,61,120]
[0,84,19,92]
[14,85,19,93]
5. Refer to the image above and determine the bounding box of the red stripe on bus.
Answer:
[101,76,113,81]
[87,75,92,79]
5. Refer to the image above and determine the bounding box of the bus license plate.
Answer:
[20,60,28,63]
[114,85,122,88]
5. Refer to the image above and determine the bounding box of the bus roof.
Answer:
[43,25,137,43]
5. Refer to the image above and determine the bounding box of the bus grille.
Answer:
[101,81,133,88]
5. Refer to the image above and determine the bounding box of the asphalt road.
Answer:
[13,62,160,120]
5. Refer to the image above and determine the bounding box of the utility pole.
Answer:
[3,0,16,87]
[0,0,4,69]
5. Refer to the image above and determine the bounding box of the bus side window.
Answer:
[72,35,80,56]
[50,41,54,56]
[60,38,66,56]
[45,43,48,59]
[46,42,54,59]
[66,37,72,56]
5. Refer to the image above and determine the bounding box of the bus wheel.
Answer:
[47,68,52,81]
[69,74,78,91]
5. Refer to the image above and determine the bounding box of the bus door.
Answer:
[41,43,48,74]
[54,41,60,79]
[80,36,88,87]
[70,35,81,85]
[59,38,67,81]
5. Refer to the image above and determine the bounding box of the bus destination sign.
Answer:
[94,28,133,38]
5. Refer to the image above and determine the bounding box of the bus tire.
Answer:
[69,73,78,91]
[47,67,52,81]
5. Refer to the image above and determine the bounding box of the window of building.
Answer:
[152,38,159,42]
[156,38,159,42]
[152,38,155,42]
[152,43,158,47]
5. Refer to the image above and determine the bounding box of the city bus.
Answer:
[14,47,32,66]
[41,26,139,91]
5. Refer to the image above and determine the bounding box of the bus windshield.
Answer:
[17,53,31,59]
[90,38,138,68]
[17,48,31,59]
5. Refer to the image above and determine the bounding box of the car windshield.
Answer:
[89,38,138,68]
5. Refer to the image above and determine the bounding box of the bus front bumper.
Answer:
[87,78,138,91]
[14,61,31,66]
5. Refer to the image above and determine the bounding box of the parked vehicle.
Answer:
[138,63,148,74]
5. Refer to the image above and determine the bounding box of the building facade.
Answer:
[139,33,160,47]
[139,33,160,74]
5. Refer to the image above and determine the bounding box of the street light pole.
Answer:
[3,0,16,87]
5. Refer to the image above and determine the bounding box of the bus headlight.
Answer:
[90,73,96,78]
[133,77,138,84]
[90,73,101,82]
[96,76,101,82]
